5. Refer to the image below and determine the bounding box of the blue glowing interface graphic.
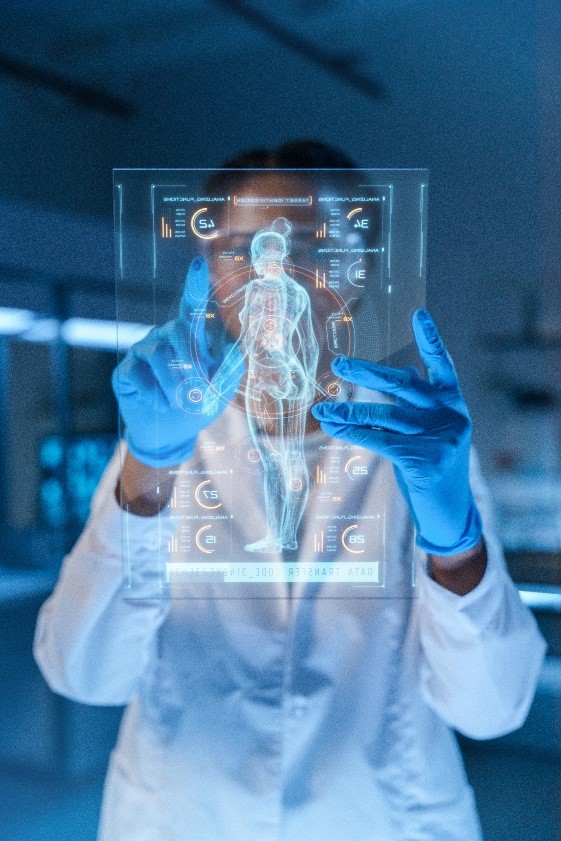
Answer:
[114,168,427,598]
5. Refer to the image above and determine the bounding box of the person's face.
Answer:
[203,172,370,343]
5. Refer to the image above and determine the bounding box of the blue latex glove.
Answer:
[112,257,244,468]
[311,309,482,556]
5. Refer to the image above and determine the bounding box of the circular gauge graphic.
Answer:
[195,525,217,554]
[267,263,282,278]
[347,259,366,289]
[190,208,219,240]
[176,378,207,413]
[194,479,222,510]
[341,524,365,554]
[327,381,342,397]
[316,372,354,403]
[234,440,263,473]
[344,455,369,481]
[261,332,282,351]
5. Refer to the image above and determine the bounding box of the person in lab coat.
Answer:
[34,141,546,841]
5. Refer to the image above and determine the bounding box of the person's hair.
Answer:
[222,139,356,169]
[205,140,357,195]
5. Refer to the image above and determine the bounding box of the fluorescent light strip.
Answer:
[0,307,153,350]
[519,589,561,612]
[61,318,152,350]
[0,307,36,334]
[22,318,60,343]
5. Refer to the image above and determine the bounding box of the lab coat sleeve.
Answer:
[415,448,547,739]
[33,442,175,706]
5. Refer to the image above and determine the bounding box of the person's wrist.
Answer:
[116,450,178,517]
[125,431,197,470]
[428,537,487,596]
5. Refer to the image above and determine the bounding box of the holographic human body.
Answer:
[203,218,319,553]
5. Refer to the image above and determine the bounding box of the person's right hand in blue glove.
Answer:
[311,309,483,559]
[112,257,244,471]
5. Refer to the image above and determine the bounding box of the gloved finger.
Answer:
[124,322,193,398]
[411,309,459,389]
[178,257,214,368]
[403,364,423,380]
[180,257,210,316]
[331,356,434,408]
[311,401,425,434]
[112,355,168,406]
[315,419,404,461]
[165,317,215,382]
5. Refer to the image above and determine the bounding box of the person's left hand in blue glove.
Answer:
[311,309,485,592]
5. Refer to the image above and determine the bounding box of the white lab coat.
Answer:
[34,416,546,841]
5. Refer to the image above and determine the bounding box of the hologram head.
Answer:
[251,217,292,277]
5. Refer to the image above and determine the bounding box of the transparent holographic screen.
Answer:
[114,168,427,599]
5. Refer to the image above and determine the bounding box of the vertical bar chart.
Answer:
[161,216,173,238]
[314,531,325,553]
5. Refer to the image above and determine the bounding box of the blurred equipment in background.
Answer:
[39,434,116,528]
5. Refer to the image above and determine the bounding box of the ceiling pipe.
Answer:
[0,53,136,118]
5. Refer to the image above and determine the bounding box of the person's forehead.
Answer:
[235,171,313,193]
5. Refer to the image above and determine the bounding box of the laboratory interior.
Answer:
[0,1,560,840]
